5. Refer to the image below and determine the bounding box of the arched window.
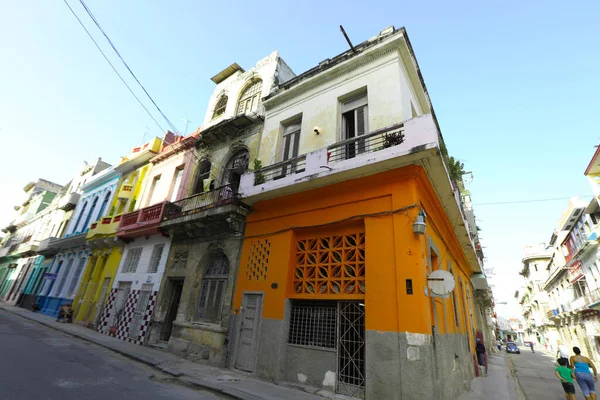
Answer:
[81,196,99,232]
[222,149,249,193]
[212,95,228,120]
[236,79,262,116]
[197,253,229,323]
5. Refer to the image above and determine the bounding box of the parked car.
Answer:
[506,342,520,354]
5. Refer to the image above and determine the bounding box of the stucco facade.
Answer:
[228,27,486,399]
[36,160,114,317]
[99,132,203,345]
[147,52,292,362]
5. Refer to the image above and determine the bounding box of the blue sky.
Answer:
[1,0,599,316]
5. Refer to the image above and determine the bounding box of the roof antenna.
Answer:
[340,25,357,53]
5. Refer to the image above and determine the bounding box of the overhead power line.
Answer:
[473,195,593,206]
[61,0,166,133]
[76,0,179,133]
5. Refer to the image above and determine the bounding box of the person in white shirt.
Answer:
[558,342,571,363]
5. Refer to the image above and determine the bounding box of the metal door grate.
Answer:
[336,301,365,398]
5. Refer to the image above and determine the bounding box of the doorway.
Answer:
[161,279,184,341]
[90,277,111,327]
[235,293,263,372]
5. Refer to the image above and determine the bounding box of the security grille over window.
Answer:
[197,253,229,322]
[287,300,366,398]
[212,95,228,119]
[246,239,270,281]
[336,301,365,398]
[236,79,262,116]
[288,301,336,349]
[294,232,366,296]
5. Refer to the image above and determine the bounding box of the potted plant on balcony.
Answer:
[253,159,266,185]
[382,130,405,149]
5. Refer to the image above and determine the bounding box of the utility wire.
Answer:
[77,0,179,133]
[61,0,166,133]
[473,195,593,207]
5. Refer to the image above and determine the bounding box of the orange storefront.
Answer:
[230,165,479,400]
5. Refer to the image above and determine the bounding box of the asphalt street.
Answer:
[0,310,228,400]
[508,345,591,400]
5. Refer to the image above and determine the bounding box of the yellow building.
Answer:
[72,137,162,327]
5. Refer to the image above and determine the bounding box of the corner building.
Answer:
[229,27,485,399]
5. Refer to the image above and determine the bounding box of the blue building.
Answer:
[35,161,118,317]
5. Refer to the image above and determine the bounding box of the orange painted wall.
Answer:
[232,165,478,337]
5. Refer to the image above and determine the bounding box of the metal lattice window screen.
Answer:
[288,301,337,349]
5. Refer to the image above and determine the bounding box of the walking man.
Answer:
[557,342,570,365]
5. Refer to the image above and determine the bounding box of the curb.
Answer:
[0,307,245,400]
[504,355,527,400]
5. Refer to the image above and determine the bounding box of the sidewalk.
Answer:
[0,305,333,400]
[458,353,526,400]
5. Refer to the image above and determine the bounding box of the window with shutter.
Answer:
[236,80,262,116]
[278,120,302,178]
[341,93,368,160]
[122,247,143,273]
[212,95,228,120]
[67,258,87,297]
[54,258,74,297]
[197,253,229,323]
[148,244,164,273]
[169,168,184,202]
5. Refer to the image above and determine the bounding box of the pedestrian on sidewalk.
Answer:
[570,347,598,400]
[556,357,577,400]
[476,338,486,366]
[557,342,571,365]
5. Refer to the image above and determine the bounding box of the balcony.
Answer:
[571,296,589,312]
[196,114,263,147]
[16,240,39,256]
[86,216,120,241]
[242,115,442,198]
[161,185,249,240]
[37,237,59,257]
[58,192,81,211]
[115,137,162,174]
[240,114,481,273]
[117,201,170,239]
[117,184,133,201]
[0,246,10,258]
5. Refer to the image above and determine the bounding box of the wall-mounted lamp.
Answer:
[413,210,427,235]
[313,126,321,135]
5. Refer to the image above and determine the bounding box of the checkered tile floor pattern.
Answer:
[97,288,158,346]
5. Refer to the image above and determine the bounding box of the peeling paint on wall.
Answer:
[322,371,336,388]
[297,373,307,383]
[407,346,420,361]
[406,332,430,346]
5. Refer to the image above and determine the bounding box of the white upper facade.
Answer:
[200,51,296,130]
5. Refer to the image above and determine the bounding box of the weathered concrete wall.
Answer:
[149,235,243,366]
[284,345,336,390]
[168,321,228,365]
